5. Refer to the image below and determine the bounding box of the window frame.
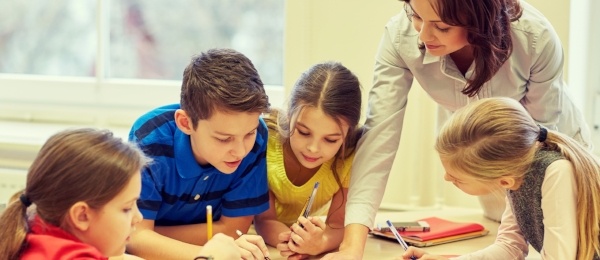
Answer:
[0,0,284,128]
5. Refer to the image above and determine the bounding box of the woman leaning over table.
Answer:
[322,0,592,259]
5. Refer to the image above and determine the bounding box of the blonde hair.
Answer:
[435,97,600,259]
[0,128,151,260]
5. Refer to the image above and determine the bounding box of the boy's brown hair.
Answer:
[180,48,270,129]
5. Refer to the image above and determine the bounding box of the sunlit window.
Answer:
[0,0,284,127]
[0,0,97,77]
[108,0,284,84]
[0,0,284,85]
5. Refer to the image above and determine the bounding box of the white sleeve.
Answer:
[454,160,578,260]
[454,196,529,260]
[344,18,414,227]
[539,159,577,259]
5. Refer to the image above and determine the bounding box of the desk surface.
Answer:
[263,208,542,259]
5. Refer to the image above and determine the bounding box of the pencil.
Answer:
[207,205,213,240]
[235,230,270,260]
[386,220,416,260]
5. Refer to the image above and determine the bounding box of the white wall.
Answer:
[568,0,600,150]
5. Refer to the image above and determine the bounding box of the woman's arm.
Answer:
[345,11,414,236]
[321,224,370,260]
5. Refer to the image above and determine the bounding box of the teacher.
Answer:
[323,0,592,259]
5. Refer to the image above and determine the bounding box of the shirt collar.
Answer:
[30,216,81,242]
[174,130,214,179]
[422,51,441,65]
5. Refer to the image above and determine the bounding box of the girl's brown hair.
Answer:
[0,128,151,260]
[435,97,600,259]
[264,61,363,224]
[401,0,523,97]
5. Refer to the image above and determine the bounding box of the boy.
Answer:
[127,48,271,259]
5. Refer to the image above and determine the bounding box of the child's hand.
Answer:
[276,231,294,257]
[399,246,449,260]
[287,216,326,255]
[235,233,271,260]
[276,231,311,259]
[200,233,242,259]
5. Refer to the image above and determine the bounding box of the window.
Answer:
[0,0,284,127]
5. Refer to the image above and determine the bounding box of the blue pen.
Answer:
[386,220,417,260]
[303,182,319,218]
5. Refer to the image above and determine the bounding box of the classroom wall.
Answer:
[284,0,572,209]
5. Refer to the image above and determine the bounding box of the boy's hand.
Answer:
[235,233,271,260]
[287,216,326,255]
[200,233,242,259]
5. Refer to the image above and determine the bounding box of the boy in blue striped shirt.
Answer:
[127,48,271,259]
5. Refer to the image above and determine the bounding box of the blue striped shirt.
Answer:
[129,104,269,226]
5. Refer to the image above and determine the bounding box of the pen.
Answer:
[299,182,320,219]
[386,220,416,260]
[206,205,212,240]
[235,230,271,260]
[304,182,319,218]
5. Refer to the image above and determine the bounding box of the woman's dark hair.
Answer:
[402,0,523,97]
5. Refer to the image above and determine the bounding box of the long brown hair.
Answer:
[0,128,151,260]
[401,0,523,97]
[435,97,600,259]
[264,61,363,221]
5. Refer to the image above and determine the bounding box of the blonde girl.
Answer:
[404,97,600,260]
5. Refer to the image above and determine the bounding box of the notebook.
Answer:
[370,217,489,247]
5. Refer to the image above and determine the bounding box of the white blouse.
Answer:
[345,1,591,228]
[454,159,578,259]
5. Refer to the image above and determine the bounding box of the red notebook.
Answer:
[398,217,485,241]
[370,217,488,247]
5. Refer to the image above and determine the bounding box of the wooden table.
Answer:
[263,208,542,259]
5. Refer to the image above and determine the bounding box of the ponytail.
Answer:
[0,199,30,260]
[544,131,600,260]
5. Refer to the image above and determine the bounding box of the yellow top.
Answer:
[267,130,354,226]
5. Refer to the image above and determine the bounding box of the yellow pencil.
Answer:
[206,205,213,240]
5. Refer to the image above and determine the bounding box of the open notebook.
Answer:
[370,217,489,247]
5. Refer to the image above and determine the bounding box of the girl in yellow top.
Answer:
[254,62,364,259]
